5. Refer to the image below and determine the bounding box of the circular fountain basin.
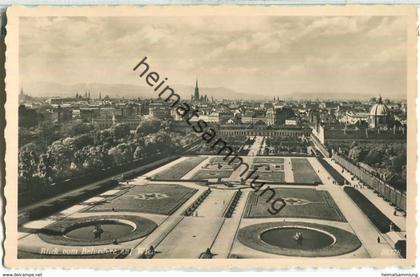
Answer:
[260,227,334,250]
[237,222,362,257]
[64,220,135,241]
[38,215,157,246]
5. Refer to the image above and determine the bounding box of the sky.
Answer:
[19,15,407,99]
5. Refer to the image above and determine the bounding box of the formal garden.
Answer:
[261,137,310,156]
[244,188,346,222]
[253,157,284,164]
[291,158,322,184]
[86,184,198,215]
[191,156,242,180]
[152,156,207,180]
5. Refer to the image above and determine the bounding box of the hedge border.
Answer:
[344,186,400,233]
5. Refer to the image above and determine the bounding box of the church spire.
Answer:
[194,78,200,101]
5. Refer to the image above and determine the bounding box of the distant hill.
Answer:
[21,82,401,101]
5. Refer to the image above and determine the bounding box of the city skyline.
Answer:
[20,16,407,100]
[8,5,414,267]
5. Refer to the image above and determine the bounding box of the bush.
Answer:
[344,186,399,233]
[184,189,211,216]
[224,190,242,218]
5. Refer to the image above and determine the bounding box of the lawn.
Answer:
[208,156,242,168]
[344,186,399,233]
[253,157,284,164]
[291,158,322,184]
[251,158,285,183]
[203,163,236,171]
[190,156,242,180]
[152,156,207,180]
[244,188,346,222]
[209,156,233,163]
[254,172,285,183]
[192,170,233,180]
[252,163,284,172]
[87,184,198,215]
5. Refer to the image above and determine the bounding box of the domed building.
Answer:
[368,96,391,128]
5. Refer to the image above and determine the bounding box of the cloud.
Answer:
[19,15,407,99]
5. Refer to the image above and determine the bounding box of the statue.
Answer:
[200,248,214,259]
[144,245,156,258]
[93,224,104,239]
[293,232,303,244]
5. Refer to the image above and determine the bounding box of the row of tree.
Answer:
[344,141,406,190]
[18,118,196,191]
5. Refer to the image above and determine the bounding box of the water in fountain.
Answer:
[261,227,334,250]
[65,221,134,241]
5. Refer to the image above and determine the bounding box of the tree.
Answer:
[84,146,106,170]
[136,119,161,137]
[62,120,94,137]
[48,140,74,178]
[364,147,384,165]
[391,153,406,171]
[348,145,366,162]
[74,146,89,169]
[19,127,35,148]
[18,148,38,181]
[37,151,54,183]
[108,143,133,165]
[20,142,42,155]
[110,124,130,140]
[118,143,134,162]
[34,122,62,150]
[62,137,76,149]
[133,146,144,160]
[97,145,113,168]
[155,131,172,146]
[73,134,94,149]
[19,105,39,128]
[98,129,113,145]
